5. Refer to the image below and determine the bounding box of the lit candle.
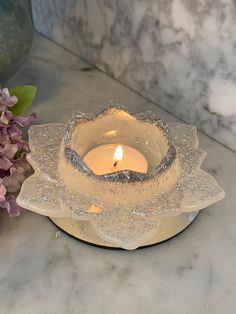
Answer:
[83,144,148,175]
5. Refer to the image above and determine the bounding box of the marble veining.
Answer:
[0,33,235,314]
[31,0,236,151]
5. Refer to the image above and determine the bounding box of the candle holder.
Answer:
[17,106,225,250]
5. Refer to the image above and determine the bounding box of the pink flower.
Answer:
[0,179,6,202]
[0,131,11,146]
[2,166,27,193]
[7,125,22,142]
[0,88,18,110]
[0,156,12,171]
[0,143,18,159]
[12,113,37,127]
[0,86,36,217]
[0,195,23,217]
[0,143,18,170]
[0,176,23,218]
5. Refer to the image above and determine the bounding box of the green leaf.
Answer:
[14,150,22,159]
[9,85,37,116]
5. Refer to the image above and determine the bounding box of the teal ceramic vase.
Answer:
[0,0,33,84]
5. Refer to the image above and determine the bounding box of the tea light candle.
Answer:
[83,144,148,175]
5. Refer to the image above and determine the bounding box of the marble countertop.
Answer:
[1,33,236,314]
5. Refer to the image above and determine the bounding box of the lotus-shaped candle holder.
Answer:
[17,106,225,250]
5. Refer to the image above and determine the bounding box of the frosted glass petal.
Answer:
[18,174,69,217]
[180,170,225,212]
[90,210,160,250]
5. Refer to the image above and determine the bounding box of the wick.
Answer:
[113,160,118,167]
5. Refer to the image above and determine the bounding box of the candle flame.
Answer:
[113,145,123,166]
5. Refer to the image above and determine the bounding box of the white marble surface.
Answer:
[1,33,236,314]
[31,0,236,152]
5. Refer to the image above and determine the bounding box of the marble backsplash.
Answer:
[31,0,236,151]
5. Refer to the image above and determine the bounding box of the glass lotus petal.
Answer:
[17,106,225,249]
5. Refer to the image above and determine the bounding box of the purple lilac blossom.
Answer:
[0,87,36,217]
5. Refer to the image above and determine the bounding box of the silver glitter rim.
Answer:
[63,105,176,183]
